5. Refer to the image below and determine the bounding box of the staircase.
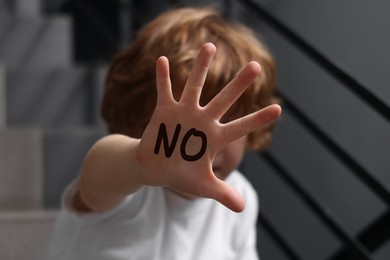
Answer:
[0,1,106,259]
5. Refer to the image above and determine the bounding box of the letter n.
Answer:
[154,123,181,158]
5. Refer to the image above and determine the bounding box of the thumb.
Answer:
[197,176,245,212]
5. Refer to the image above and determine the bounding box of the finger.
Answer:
[156,56,174,105]
[222,104,282,143]
[180,42,216,106]
[196,175,245,212]
[205,61,261,119]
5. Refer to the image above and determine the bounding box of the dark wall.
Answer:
[235,1,390,260]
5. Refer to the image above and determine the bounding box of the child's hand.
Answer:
[136,43,281,212]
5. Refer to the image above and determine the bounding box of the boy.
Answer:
[46,7,281,260]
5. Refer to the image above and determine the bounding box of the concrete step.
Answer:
[0,14,72,69]
[44,127,105,208]
[0,64,5,128]
[0,126,105,210]
[0,128,43,210]
[14,0,41,16]
[0,210,58,260]
[6,65,106,128]
[0,0,11,15]
[0,0,41,16]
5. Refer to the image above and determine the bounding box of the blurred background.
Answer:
[0,0,389,259]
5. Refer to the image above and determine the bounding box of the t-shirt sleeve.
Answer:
[60,177,145,224]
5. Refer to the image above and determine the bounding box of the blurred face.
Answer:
[212,135,247,180]
[212,111,248,180]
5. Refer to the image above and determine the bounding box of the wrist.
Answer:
[134,138,163,187]
[132,138,148,186]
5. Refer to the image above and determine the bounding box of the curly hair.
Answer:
[101,7,278,150]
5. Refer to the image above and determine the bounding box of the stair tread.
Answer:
[0,128,43,210]
[6,65,107,127]
[0,209,58,222]
[0,15,72,69]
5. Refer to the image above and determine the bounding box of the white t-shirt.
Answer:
[45,170,259,260]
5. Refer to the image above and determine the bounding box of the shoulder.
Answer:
[224,170,259,256]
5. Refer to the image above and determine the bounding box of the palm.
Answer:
[137,43,281,212]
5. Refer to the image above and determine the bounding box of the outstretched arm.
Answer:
[76,43,281,213]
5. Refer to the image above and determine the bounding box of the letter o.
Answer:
[180,128,207,161]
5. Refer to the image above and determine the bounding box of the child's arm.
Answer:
[75,43,281,213]
[75,134,144,212]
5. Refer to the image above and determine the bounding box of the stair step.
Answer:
[14,0,41,16]
[0,64,5,128]
[6,66,105,127]
[0,210,58,260]
[0,0,41,16]
[0,15,72,69]
[0,128,43,210]
[0,0,11,15]
[44,127,105,208]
